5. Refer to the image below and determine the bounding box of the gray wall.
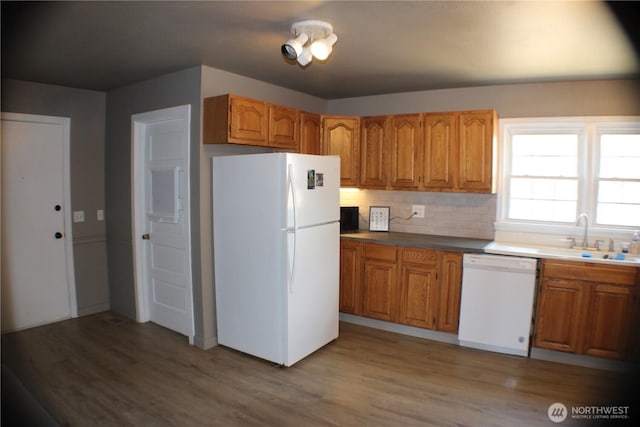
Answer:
[326,79,640,117]
[105,66,203,340]
[1,79,109,315]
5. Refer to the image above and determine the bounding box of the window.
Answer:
[499,117,640,231]
[596,133,640,226]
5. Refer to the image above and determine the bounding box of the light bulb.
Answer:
[310,33,338,60]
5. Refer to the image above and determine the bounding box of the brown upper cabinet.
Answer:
[204,94,496,193]
[457,110,497,193]
[204,94,303,151]
[204,94,268,145]
[422,113,456,190]
[389,114,423,190]
[359,116,387,189]
[300,112,321,155]
[358,110,497,193]
[321,115,361,187]
[269,104,300,150]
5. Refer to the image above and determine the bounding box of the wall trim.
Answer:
[339,313,458,345]
[73,235,107,245]
[77,303,110,317]
[193,335,218,350]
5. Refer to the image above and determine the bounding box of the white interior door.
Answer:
[132,105,193,342]
[1,113,76,333]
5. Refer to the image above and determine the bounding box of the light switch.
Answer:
[97,209,104,221]
[73,211,85,223]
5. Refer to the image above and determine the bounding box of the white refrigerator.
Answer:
[212,153,340,366]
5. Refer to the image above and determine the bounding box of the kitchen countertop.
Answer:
[339,231,492,253]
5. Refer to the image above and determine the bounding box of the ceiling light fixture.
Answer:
[281,20,338,67]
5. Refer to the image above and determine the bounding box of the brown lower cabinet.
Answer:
[533,259,640,360]
[339,240,463,333]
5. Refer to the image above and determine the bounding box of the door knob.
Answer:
[55,232,63,239]
[142,233,150,240]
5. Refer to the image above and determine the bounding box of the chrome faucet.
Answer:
[576,213,589,249]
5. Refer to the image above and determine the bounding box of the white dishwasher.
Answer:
[458,254,538,356]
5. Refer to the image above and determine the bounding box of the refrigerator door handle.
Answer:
[286,229,296,293]
[286,164,297,293]
[287,163,297,231]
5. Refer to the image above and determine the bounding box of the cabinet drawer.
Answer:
[401,248,438,265]
[364,243,397,262]
[542,259,637,286]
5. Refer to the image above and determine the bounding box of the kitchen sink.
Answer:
[485,242,640,265]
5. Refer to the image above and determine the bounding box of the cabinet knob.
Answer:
[142,233,150,240]
[55,232,63,239]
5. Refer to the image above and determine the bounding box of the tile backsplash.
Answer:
[340,189,497,240]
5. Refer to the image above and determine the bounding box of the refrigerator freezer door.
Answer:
[286,154,340,228]
[285,221,339,366]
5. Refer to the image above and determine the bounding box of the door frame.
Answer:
[1,112,78,321]
[131,105,194,340]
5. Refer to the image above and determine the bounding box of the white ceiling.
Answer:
[2,1,639,99]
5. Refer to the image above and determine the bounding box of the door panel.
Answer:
[134,106,193,339]
[362,260,397,322]
[534,278,584,353]
[1,114,74,333]
[398,264,437,329]
[583,284,632,359]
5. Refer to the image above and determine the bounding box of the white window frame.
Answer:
[496,116,640,237]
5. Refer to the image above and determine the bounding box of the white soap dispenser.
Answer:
[631,230,640,255]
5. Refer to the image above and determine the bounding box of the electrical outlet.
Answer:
[412,204,425,219]
[73,210,85,223]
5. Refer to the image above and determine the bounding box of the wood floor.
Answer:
[1,312,636,427]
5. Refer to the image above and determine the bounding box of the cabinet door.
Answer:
[322,116,360,187]
[437,252,462,333]
[533,278,585,353]
[339,240,362,315]
[229,96,268,144]
[300,112,321,155]
[360,116,388,189]
[362,259,398,322]
[457,110,496,193]
[269,104,299,150]
[389,114,422,190]
[582,284,633,359]
[423,113,456,191]
[397,250,438,329]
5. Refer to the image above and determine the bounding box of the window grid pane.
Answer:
[595,133,640,226]
[511,134,578,177]
[509,177,577,222]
